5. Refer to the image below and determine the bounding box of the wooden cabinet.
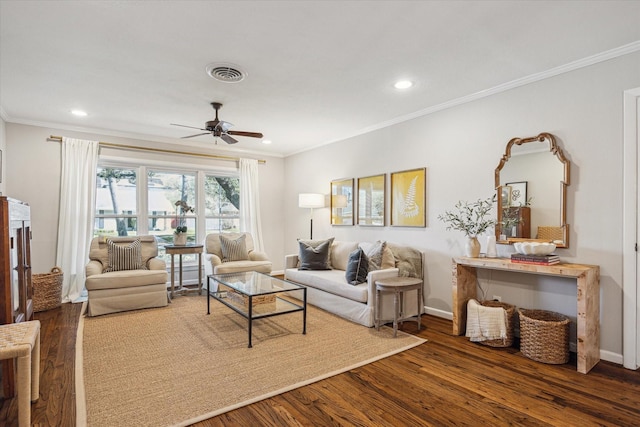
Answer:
[0,196,33,398]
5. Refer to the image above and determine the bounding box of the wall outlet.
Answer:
[492,295,502,302]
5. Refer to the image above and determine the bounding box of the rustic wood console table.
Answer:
[452,257,600,374]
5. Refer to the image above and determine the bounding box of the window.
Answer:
[205,175,240,234]
[93,163,240,265]
[147,170,196,245]
[94,167,138,237]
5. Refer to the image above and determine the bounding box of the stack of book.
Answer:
[510,253,560,265]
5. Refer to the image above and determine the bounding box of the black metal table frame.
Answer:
[207,274,307,348]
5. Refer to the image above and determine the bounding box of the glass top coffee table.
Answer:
[207,271,307,348]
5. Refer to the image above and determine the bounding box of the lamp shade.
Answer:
[299,193,325,208]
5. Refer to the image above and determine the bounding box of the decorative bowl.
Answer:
[513,241,556,256]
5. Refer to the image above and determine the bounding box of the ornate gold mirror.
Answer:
[495,132,570,248]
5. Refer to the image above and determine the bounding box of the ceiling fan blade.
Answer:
[181,132,211,139]
[227,130,264,138]
[221,134,239,144]
[171,123,207,131]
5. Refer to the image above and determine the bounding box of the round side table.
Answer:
[375,277,423,337]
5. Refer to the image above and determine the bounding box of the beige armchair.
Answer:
[205,232,272,275]
[85,236,169,316]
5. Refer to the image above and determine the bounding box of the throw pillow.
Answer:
[104,238,146,272]
[345,247,369,285]
[298,237,334,270]
[219,234,249,262]
[363,240,387,272]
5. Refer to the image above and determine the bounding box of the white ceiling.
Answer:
[1,1,639,157]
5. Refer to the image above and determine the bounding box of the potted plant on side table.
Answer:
[438,195,496,257]
[173,200,194,246]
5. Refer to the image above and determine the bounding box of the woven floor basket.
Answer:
[32,267,63,312]
[479,300,516,347]
[518,309,570,364]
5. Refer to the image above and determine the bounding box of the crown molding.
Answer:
[287,40,640,157]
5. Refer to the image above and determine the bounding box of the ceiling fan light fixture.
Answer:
[206,62,246,83]
[262,139,272,145]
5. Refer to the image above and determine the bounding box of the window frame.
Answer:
[94,155,239,254]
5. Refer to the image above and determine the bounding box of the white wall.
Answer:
[284,51,640,361]
[3,124,286,278]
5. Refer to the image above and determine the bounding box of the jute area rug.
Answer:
[75,295,426,427]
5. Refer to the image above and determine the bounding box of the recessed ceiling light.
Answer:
[262,139,272,145]
[71,109,88,117]
[394,80,413,89]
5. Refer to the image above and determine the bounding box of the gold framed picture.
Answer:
[357,174,385,226]
[331,178,354,225]
[390,167,426,227]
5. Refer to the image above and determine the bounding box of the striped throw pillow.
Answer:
[104,238,146,272]
[219,234,249,262]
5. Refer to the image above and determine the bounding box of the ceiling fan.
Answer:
[171,102,263,144]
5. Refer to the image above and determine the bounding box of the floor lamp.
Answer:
[299,193,325,239]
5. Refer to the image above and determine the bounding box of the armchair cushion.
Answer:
[219,234,249,262]
[104,238,147,272]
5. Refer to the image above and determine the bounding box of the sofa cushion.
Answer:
[330,241,359,270]
[219,234,249,262]
[104,238,147,272]
[345,247,369,285]
[213,260,272,274]
[360,240,387,271]
[85,269,168,291]
[285,268,369,303]
[298,238,334,270]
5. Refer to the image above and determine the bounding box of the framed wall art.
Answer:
[357,174,385,226]
[506,181,527,207]
[331,178,354,225]
[391,167,426,227]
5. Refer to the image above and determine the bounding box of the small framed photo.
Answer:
[506,181,527,206]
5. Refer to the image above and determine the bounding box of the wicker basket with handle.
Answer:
[479,300,516,347]
[32,267,63,312]
[518,309,570,364]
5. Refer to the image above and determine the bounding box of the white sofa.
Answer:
[284,240,424,327]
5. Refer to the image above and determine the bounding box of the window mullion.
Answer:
[138,165,149,235]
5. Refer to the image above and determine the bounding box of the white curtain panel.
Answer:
[239,158,264,252]
[56,137,99,303]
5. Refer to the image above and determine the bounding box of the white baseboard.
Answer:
[424,306,453,320]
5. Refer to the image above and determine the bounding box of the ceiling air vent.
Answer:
[205,63,246,83]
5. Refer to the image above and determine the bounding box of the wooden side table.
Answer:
[375,277,423,337]
[165,244,203,298]
[0,320,40,427]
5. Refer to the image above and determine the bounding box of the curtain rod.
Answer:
[47,135,266,164]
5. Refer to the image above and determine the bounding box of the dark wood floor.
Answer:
[2,302,640,427]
